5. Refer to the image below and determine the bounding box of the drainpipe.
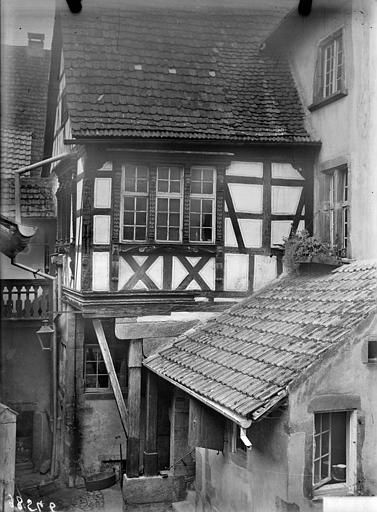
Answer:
[240,427,252,449]
[14,152,75,224]
[11,259,60,478]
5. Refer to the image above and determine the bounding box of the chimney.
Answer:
[27,33,45,57]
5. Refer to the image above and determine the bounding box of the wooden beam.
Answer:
[92,319,129,437]
[144,371,158,476]
[126,339,143,477]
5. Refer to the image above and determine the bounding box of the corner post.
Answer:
[126,339,143,477]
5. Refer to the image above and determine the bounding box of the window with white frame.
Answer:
[189,167,216,243]
[313,30,345,104]
[326,166,349,257]
[120,163,216,244]
[155,166,183,242]
[312,410,357,494]
[121,164,149,241]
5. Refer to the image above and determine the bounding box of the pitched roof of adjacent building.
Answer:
[1,39,56,219]
[58,6,311,143]
[144,261,377,425]
[1,39,50,163]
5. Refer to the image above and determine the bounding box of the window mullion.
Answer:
[183,166,191,243]
[148,166,157,242]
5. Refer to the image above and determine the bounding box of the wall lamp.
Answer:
[35,320,55,351]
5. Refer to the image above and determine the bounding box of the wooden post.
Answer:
[143,371,158,476]
[126,339,143,478]
[92,320,129,437]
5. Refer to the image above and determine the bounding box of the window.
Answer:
[85,344,127,392]
[120,163,216,244]
[326,167,349,257]
[156,166,183,242]
[312,30,345,106]
[312,410,357,495]
[368,339,377,362]
[121,165,149,241]
[190,167,216,243]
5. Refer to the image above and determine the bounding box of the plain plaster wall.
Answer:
[279,0,377,259]
[196,415,289,512]
[287,312,377,510]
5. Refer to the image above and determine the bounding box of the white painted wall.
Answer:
[278,0,377,259]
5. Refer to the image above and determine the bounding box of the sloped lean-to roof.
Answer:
[144,261,377,425]
[58,5,311,143]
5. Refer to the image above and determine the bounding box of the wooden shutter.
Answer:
[188,398,224,451]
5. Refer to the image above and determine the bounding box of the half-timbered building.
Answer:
[46,3,319,489]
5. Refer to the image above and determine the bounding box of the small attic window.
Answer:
[368,339,377,362]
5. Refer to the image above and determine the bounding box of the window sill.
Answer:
[312,483,354,501]
[308,90,348,112]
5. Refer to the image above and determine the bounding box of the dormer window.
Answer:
[311,30,346,110]
[368,339,377,362]
[120,163,216,244]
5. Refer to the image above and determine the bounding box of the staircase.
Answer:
[172,489,196,512]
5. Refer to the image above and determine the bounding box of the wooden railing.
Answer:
[1,279,51,319]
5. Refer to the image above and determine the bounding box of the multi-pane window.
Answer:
[190,167,216,243]
[120,163,216,244]
[85,345,127,392]
[122,165,149,241]
[326,167,349,257]
[156,166,183,242]
[313,30,345,104]
[313,412,347,488]
[323,33,343,98]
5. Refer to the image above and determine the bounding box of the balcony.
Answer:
[1,279,51,320]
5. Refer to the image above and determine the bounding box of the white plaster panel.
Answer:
[94,178,112,208]
[186,256,201,267]
[185,280,201,291]
[133,255,148,266]
[239,219,263,248]
[145,257,163,289]
[118,257,133,290]
[224,253,249,291]
[133,281,148,290]
[271,186,302,215]
[253,255,277,292]
[75,251,82,291]
[172,257,189,289]
[228,183,263,213]
[75,216,82,248]
[76,179,83,210]
[198,258,215,290]
[226,161,263,177]
[93,215,111,244]
[271,162,305,180]
[92,252,110,291]
[271,221,292,247]
[77,157,84,176]
[224,218,237,247]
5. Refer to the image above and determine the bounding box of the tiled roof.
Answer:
[1,44,50,163]
[145,261,377,423]
[59,6,311,142]
[1,128,56,218]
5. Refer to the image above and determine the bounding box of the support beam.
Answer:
[144,371,158,476]
[126,339,143,478]
[92,319,129,437]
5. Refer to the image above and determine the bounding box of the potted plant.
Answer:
[282,230,342,272]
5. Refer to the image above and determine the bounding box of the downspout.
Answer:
[11,259,60,478]
[14,152,74,224]
[240,427,252,449]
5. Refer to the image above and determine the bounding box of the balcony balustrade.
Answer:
[1,279,51,319]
